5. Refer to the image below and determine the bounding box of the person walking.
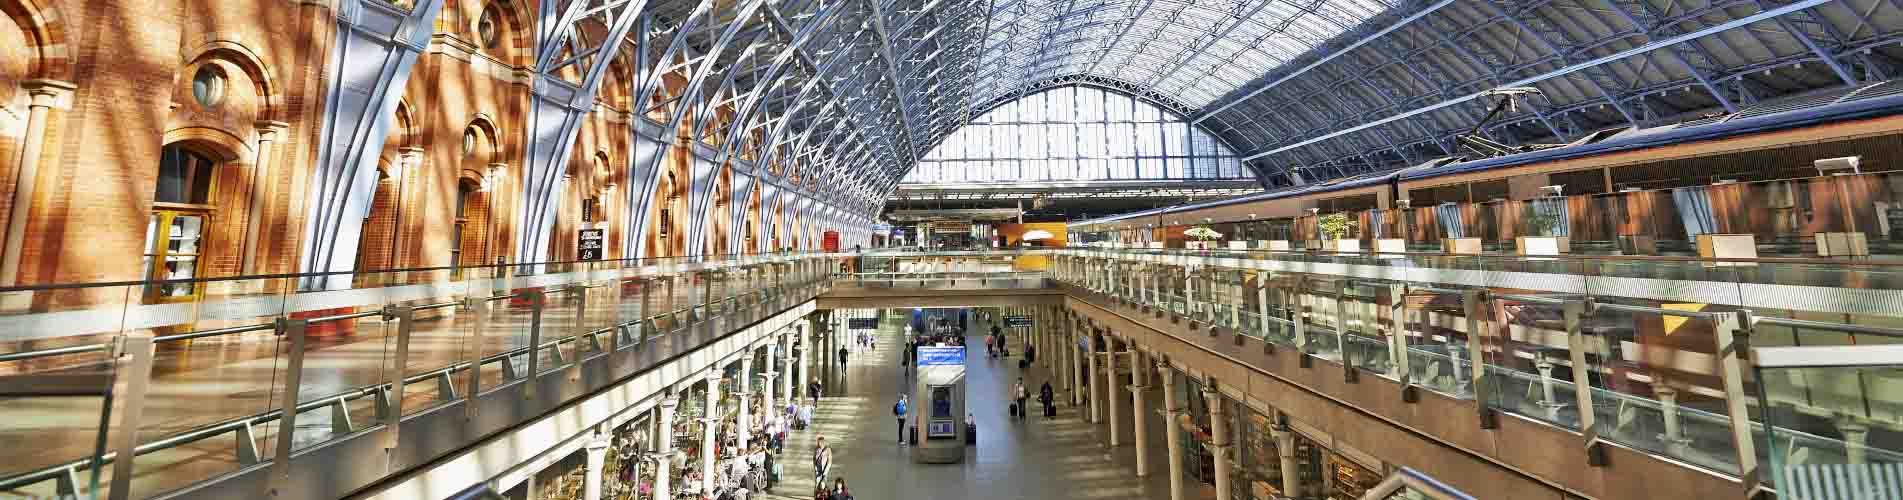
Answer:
[813,436,833,485]
[837,344,848,365]
[893,394,909,445]
[984,333,995,359]
[1039,380,1055,418]
[829,478,853,500]
[808,378,822,402]
[1013,378,1029,421]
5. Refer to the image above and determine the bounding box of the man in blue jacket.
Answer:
[893,394,909,445]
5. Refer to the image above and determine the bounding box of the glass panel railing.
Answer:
[1755,335,1903,497]
[0,252,834,499]
[1583,304,1744,475]
[1481,294,1580,431]
[0,285,135,499]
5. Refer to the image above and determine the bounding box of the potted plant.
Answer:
[1515,213,1566,255]
[1184,226,1222,250]
[1318,213,1359,252]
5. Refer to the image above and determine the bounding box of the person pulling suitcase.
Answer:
[1039,381,1055,418]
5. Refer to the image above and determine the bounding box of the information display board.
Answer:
[917,346,965,366]
[1003,315,1033,328]
[848,318,877,330]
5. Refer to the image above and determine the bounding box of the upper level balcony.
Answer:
[1045,246,1903,499]
[0,253,836,500]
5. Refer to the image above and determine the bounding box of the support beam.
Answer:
[297,0,445,289]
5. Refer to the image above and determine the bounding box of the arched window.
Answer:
[907,86,1245,183]
[144,144,221,300]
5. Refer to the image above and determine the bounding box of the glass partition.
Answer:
[0,251,833,499]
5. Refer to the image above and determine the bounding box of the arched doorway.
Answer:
[142,143,227,302]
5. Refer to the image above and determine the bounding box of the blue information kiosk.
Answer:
[910,345,967,464]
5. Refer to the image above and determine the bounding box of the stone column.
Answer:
[1133,348,1148,387]
[779,332,793,409]
[1087,333,1102,423]
[1274,420,1300,498]
[242,120,289,274]
[1160,360,1185,500]
[1206,385,1233,500]
[0,80,76,286]
[655,396,678,500]
[1130,373,1152,476]
[761,371,777,431]
[737,353,753,450]
[800,326,812,404]
[1838,417,1872,464]
[699,374,720,494]
[1657,383,1688,456]
[1071,330,1085,408]
[1106,337,1122,446]
[584,435,610,500]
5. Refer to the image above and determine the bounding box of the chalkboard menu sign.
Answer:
[578,229,604,261]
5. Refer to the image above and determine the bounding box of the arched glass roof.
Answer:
[586,0,1903,210]
[975,0,1398,108]
[908,85,1247,183]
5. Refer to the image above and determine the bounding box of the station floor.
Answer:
[764,314,1216,500]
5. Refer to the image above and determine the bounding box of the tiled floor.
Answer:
[765,311,1216,500]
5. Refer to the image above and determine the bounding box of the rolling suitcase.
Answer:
[966,423,976,445]
[1009,403,1019,417]
[1018,359,1029,369]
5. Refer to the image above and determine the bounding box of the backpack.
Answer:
[893,402,903,416]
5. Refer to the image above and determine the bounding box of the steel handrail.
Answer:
[1072,246,1903,266]
[0,262,809,364]
[0,277,828,489]
[1754,315,1903,338]
[1076,268,1903,481]
[0,250,826,293]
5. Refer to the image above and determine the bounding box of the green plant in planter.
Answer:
[1318,213,1357,240]
[1526,213,1561,237]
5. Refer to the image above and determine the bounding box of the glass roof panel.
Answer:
[973,0,1397,110]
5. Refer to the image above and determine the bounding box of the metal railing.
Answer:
[0,251,838,499]
[1357,467,1478,500]
[1050,247,1903,491]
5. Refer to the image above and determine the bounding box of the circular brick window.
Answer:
[191,66,225,108]
[478,8,501,49]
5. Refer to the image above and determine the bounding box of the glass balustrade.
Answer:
[1032,245,1903,485]
[0,252,835,499]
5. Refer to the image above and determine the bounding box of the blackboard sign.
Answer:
[848,318,877,329]
[578,229,604,261]
[1004,315,1033,328]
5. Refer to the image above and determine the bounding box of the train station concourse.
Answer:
[9,0,1903,499]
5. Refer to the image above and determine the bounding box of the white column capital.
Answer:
[22,79,76,106]
[254,120,291,139]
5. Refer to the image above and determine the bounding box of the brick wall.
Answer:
[0,0,796,304]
